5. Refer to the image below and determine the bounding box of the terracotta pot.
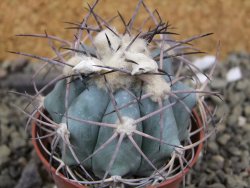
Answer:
[32,111,204,188]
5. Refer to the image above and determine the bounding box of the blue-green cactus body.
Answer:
[44,46,197,178]
[45,79,196,178]
[152,49,173,75]
[136,97,180,176]
[92,90,142,178]
[61,85,109,169]
[170,81,196,140]
[153,49,197,140]
[44,79,85,123]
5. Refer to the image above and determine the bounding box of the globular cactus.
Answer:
[12,0,218,187]
[43,27,197,178]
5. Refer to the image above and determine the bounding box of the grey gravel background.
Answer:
[186,53,250,188]
[0,53,249,188]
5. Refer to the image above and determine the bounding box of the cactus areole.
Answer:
[12,0,217,187]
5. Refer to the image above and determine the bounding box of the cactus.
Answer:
[11,0,219,187]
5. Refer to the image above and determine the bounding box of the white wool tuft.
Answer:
[92,27,168,93]
[125,51,158,75]
[174,145,184,155]
[72,56,106,74]
[129,38,149,55]
[63,56,84,75]
[94,28,121,58]
[121,34,149,55]
[57,123,70,143]
[38,95,45,108]
[140,75,171,101]
[116,116,136,135]
[102,50,127,69]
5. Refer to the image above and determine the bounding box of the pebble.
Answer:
[235,80,249,91]
[17,157,28,166]
[211,155,224,169]
[227,115,238,127]
[216,123,226,132]
[210,95,224,105]
[206,183,226,188]
[192,55,216,71]
[0,173,16,188]
[9,165,22,179]
[232,105,242,118]
[238,116,246,127]
[227,92,246,107]
[245,84,250,97]
[216,170,226,183]
[0,69,7,79]
[211,78,227,89]
[14,159,42,188]
[240,151,249,167]
[216,105,230,118]
[0,145,11,166]
[43,184,57,188]
[244,105,250,117]
[225,174,248,188]
[207,141,219,154]
[10,132,26,150]
[227,146,242,156]
[9,58,29,73]
[217,134,231,145]
[226,67,242,82]
[0,124,15,143]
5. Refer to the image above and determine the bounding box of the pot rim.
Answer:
[32,110,204,188]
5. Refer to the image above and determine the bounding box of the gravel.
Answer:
[0,52,249,187]
[186,52,250,188]
[15,157,42,188]
[0,61,54,188]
